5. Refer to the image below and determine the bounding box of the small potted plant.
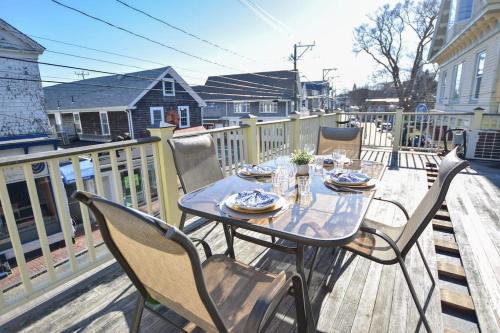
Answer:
[290,150,314,176]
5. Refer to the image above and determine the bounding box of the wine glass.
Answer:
[303,143,316,155]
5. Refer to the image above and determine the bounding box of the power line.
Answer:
[113,0,260,64]
[49,0,240,71]
[0,76,283,99]
[29,34,206,75]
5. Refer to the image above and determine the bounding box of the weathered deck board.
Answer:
[0,151,497,333]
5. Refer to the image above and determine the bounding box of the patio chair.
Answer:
[317,126,363,160]
[74,191,308,333]
[168,134,277,259]
[342,147,468,332]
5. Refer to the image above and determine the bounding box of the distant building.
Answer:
[194,70,300,127]
[0,19,63,262]
[428,0,499,113]
[44,67,206,146]
[301,81,333,112]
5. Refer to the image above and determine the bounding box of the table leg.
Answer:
[222,224,235,259]
[296,244,316,333]
[307,246,320,287]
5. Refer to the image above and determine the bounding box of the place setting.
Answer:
[323,170,377,193]
[219,189,290,220]
[237,164,275,181]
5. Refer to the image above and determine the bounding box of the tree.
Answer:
[353,0,439,110]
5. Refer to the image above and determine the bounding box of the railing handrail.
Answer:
[402,112,474,116]
[256,118,292,126]
[299,115,320,120]
[173,125,243,138]
[483,113,500,116]
[341,111,396,115]
[0,137,160,167]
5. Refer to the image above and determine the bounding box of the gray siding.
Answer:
[132,73,202,138]
[202,100,290,120]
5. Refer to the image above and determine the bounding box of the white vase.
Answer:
[296,164,309,176]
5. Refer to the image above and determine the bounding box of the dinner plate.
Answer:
[239,165,274,176]
[326,172,371,186]
[224,191,281,212]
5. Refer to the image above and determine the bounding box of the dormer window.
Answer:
[162,78,175,97]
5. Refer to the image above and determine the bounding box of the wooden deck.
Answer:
[0,149,498,333]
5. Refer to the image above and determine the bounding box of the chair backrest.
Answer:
[398,148,469,256]
[317,126,363,160]
[168,134,224,194]
[73,191,226,333]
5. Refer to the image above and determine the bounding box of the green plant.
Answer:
[290,150,314,165]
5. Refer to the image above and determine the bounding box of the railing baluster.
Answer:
[227,130,235,175]
[90,152,104,196]
[109,150,124,204]
[0,168,33,294]
[47,159,78,273]
[125,147,138,209]
[71,157,96,262]
[220,132,228,176]
[139,145,153,214]
[152,143,166,221]
[23,164,57,283]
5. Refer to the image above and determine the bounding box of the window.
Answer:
[439,71,447,102]
[234,102,250,113]
[472,51,486,100]
[177,106,190,128]
[451,63,463,102]
[448,0,473,28]
[99,112,110,136]
[73,112,82,134]
[162,78,175,96]
[259,101,277,113]
[150,107,164,126]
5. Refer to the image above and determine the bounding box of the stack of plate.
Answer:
[238,165,274,178]
[325,171,375,189]
[223,190,285,213]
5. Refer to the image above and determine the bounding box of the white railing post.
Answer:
[471,107,485,130]
[148,124,180,227]
[240,114,259,165]
[390,108,404,168]
[289,111,301,152]
[310,110,325,127]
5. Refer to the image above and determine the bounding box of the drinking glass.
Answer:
[297,176,311,196]
[314,156,324,174]
[332,148,347,171]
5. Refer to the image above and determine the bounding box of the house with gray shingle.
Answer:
[193,70,301,127]
[44,67,206,145]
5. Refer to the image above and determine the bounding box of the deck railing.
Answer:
[0,108,494,314]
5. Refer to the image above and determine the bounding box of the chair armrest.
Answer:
[373,197,410,221]
[244,273,304,333]
[359,225,403,257]
[189,237,212,258]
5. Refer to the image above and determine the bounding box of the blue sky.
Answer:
[1,0,402,90]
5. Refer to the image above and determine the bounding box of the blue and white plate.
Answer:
[239,165,274,177]
[326,172,371,186]
[224,190,280,212]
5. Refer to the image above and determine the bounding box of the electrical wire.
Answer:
[113,0,260,64]
[49,0,241,71]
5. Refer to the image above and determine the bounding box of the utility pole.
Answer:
[321,68,337,110]
[74,71,90,80]
[290,42,315,112]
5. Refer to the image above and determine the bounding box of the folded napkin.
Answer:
[235,190,276,208]
[329,172,370,184]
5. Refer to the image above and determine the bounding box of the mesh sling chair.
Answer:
[168,134,277,259]
[316,126,363,160]
[341,148,468,332]
[74,191,308,333]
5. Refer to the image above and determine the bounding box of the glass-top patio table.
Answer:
[178,157,386,332]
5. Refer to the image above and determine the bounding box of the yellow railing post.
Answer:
[240,114,259,165]
[392,108,404,153]
[148,124,180,226]
[289,111,301,151]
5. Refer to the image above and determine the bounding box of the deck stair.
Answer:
[426,162,480,332]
